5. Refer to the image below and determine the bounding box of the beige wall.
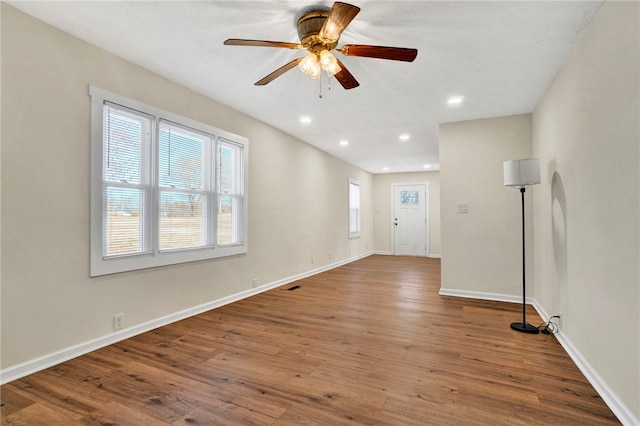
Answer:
[439,2,639,420]
[0,5,373,370]
[3,2,638,420]
[439,114,533,296]
[533,1,639,419]
[372,172,440,256]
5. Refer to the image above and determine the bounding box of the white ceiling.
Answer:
[8,1,603,174]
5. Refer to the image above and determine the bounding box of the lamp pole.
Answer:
[510,186,539,333]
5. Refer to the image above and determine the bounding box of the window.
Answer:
[348,178,361,238]
[90,86,248,276]
[400,190,420,205]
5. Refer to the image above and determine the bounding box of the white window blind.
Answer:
[158,120,213,252]
[102,103,153,257]
[90,86,248,276]
[349,179,361,238]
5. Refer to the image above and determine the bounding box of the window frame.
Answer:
[90,86,248,277]
[348,178,361,238]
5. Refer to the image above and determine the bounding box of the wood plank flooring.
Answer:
[1,255,620,425]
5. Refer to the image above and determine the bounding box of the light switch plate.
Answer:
[457,202,469,214]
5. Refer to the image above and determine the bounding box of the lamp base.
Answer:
[510,322,539,334]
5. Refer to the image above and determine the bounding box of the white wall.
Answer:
[440,114,533,296]
[533,1,639,421]
[0,5,373,371]
[372,171,441,256]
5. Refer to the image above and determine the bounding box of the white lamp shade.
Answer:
[504,158,541,188]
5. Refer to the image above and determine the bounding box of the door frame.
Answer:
[391,182,429,256]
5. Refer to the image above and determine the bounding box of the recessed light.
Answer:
[382,167,389,171]
[299,116,312,124]
[339,140,349,146]
[424,164,431,169]
[399,133,410,141]
[447,96,464,105]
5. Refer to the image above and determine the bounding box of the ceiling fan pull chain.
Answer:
[318,73,323,98]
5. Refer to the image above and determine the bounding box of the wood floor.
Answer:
[1,255,619,425]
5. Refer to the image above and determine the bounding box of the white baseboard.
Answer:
[5,264,635,426]
[373,251,441,258]
[0,251,374,385]
[439,287,534,305]
[531,301,639,426]
[439,289,638,426]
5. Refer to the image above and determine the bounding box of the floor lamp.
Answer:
[504,158,540,334]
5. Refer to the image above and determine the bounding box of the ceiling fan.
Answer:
[224,2,418,89]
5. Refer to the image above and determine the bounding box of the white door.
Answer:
[393,184,428,256]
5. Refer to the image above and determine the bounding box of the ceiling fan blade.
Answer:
[340,45,418,62]
[333,59,359,90]
[255,58,304,86]
[224,39,302,50]
[319,2,361,42]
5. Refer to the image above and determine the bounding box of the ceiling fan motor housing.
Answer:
[297,9,338,52]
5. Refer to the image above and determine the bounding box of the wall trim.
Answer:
[439,287,533,305]
[439,288,638,426]
[532,301,639,426]
[5,269,635,425]
[0,251,374,385]
[374,251,441,259]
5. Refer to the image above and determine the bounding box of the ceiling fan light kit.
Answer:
[319,50,341,77]
[299,53,322,79]
[224,2,418,90]
[298,50,341,79]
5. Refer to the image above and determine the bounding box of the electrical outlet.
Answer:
[252,278,258,288]
[329,252,332,260]
[457,202,469,214]
[113,313,124,331]
[311,255,315,264]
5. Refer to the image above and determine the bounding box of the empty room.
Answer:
[1,1,638,425]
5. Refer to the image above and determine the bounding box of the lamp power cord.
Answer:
[539,315,560,334]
